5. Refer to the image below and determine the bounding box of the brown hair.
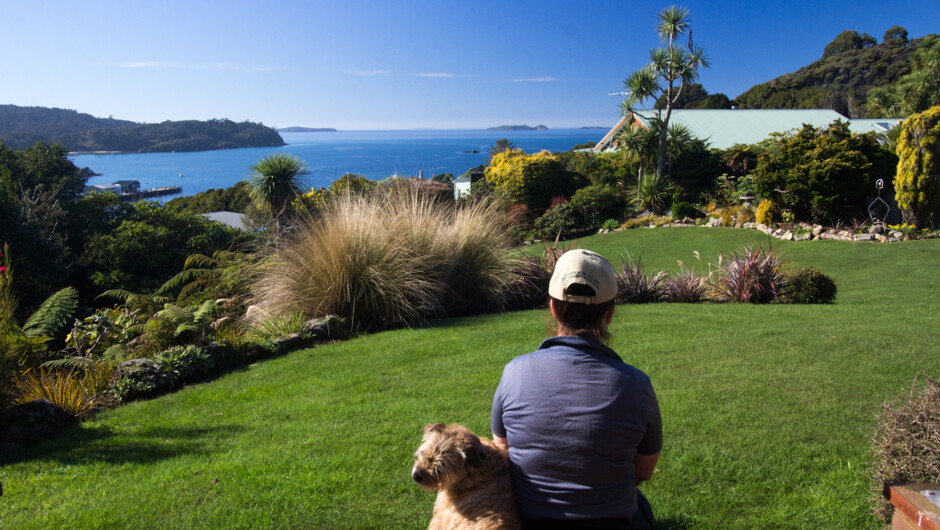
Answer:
[549,284,615,343]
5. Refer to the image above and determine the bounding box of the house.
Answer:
[453,169,485,200]
[113,180,141,194]
[593,109,901,152]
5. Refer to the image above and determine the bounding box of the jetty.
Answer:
[84,180,182,201]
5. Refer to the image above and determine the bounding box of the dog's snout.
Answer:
[412,468,427,483]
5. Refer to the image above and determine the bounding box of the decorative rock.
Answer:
[274,333,307,354]
[782,231,794,240]
[743,222,755,229]
[112,358,175,402]
[868,224,885,235]
[302,315,349,340]
[876,235,888,242]
[681,217,694,224]
[838,230,852,238]
[888,237,901,243]
[903,235,912,241]
[0,399,75,449]
[707,217,722,227]
[755,223,768,231]
[890,231,904,239]
[813,225,824,236]
[855,234,876,241]
[794,232,811,242]
[926,233,939,239]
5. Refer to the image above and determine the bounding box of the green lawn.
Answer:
[2,227,938,528]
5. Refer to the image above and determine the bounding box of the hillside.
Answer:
[0,105,285,152]
[733,29,935,118]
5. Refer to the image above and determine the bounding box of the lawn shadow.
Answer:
[0,422,245,467]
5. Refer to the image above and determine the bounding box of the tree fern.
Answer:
[23,287,78,338]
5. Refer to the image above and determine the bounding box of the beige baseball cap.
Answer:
[548,249,617,304]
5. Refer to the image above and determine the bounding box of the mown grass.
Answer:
[2,227,938,529]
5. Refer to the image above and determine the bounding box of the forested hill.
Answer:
[0,105,285,152]
[733,28,936,118]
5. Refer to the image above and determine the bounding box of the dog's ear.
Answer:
[423,422,446,434]
[463,433,485,468]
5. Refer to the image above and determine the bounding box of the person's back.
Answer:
[491,249,662,528]
[493,335,660,519]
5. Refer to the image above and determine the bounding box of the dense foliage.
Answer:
[866,36,940,118]
[165,180,253,214]
[894,105,940,227]
[753,121,897,223]
[0,105,285,152]
[0,141,87,305]
[484,149,583,210]
[734,29,934,118]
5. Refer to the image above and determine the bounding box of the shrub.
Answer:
[671,201,701,220]
[781,267,837,304]
[662,267,708,303]
[602,219,620,230]
[869,375,940,523]
[756,199,776,225]
[894,106,940,228]
[753,120,895,224]
[153,345,214,385]
[720,208,734,227]
[534,203,581,239]
[712,245,786,303]
[568,185,625,227]
[485,150,583,209]
[619,214,659,230]
[251,192,516,331]
[506,203,531,231]
[616,256,666,303]
[737,205,756,224]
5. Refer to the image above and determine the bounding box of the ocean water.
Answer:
[71,129,607,201]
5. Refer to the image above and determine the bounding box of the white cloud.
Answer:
[118,61,276,72]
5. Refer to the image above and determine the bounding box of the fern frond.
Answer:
[41,356,95,370]
[184,253,220,270]
[192,299,221,326]
[156,304,194,326]
[96,289,139,304]
[154,268,212,296]
[23,287,78,338]
[174,323,200,337]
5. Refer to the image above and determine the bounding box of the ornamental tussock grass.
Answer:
[251,192,516,331]
[17,365,111,418]
[869,374,940,523]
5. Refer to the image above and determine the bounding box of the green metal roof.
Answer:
[595,109,901,151]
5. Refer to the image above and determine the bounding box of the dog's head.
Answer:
[411,423,486,492]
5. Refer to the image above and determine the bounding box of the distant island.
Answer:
[278,127,338,132]
[487,124,548,131]
[0,104,285,153]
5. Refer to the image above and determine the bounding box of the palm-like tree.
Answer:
[488,139,517,159]
[620,6,709,178]
[248,154,310,234]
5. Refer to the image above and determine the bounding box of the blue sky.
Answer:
[1,0,937,130]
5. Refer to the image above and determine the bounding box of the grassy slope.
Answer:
[2,227,938,529]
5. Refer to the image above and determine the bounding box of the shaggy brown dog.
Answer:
[412,423,521,529]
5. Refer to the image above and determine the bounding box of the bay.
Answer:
[71,129,606,201]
